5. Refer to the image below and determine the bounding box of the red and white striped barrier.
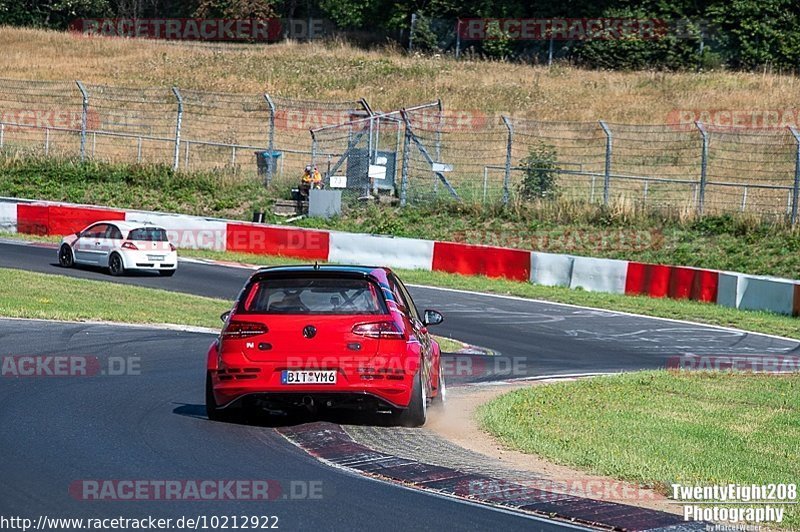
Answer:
[569,257,628,294]
[2,197,799,317]
[125,210,227,251]
[328,232,434,271]
[0,202,16,233]
[432,242,530,281]
[625,262,718,303]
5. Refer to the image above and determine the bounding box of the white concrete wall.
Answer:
[328,232,434,270]
[569,256,629,294]
[530,251,574,287]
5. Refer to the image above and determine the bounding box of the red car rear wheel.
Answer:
[396,370,427,427]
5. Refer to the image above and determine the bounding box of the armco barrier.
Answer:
[125,211,227,251]
[226,223,330,260]
[328,232,434,271]
[570,256,628,294]
[530,251,573,287]
[432,242,531,281]
[0,202,16,232]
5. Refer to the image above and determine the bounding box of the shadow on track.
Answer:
[172,402,402,428]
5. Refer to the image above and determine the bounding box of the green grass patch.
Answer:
[478,371,800,528]
[0,157,277,221]
[0,267,229,328]
[180,248,800,341]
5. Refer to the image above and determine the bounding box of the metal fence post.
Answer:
[310,129,318,170]
[501,116,513,205]
[0,123,4,149]
[399,115,412,207]
[409,13,417,52]
[367,115,374,164]
[789,126,800,224]
[264,94,276,186]
[76,81,89,162]
[171,87,183,171]
[695,121,708,214]
[455,19,462,59]
[435,99,443,163]
[599,120,612,205]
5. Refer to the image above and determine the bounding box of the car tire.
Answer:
[430,363,446,410]
[396,370,427,427]
[58,244,74,268]
[205,371,233,422]
[108,252,125,276]
[159,270,176,277]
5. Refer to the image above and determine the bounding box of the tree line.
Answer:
[2,0,799,71]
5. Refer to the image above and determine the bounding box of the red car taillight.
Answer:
[121,241,138,250]
[221,321,269,339]
[352,321,405,340]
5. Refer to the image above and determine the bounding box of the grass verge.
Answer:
[0,266,461,350]
[0,268,229,328]
[180,248,800,340]
[477,371,800,529]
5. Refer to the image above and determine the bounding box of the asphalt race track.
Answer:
[1,240,798,530]
[1,241,797,382]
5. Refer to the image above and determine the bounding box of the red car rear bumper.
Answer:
[207,342,417,409]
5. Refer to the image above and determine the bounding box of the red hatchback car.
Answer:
[206,265,445,426]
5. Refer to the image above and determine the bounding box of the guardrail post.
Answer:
[599,120,612,205]
[789,127,800,224]
[399,115,412,207]
[264,94,276,186]
[76,81,89,162]
[695,121,709,214]
[501,116,513,205]
[171,87,183,171]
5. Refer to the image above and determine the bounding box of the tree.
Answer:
[194,0,276,18]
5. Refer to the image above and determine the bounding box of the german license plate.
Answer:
[147,255,165,261]
[281,370,337,385]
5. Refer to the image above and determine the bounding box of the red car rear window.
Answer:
[242,277,387,315]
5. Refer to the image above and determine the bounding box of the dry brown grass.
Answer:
[2,26,800,121]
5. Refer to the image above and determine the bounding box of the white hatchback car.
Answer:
[58,221,178,276]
